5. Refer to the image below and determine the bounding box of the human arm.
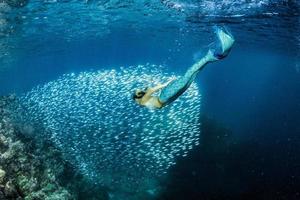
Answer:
[151,78,175,92]
[139,77,176,104]
[145,77,176,97]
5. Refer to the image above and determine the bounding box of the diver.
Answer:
[133,27,235,109]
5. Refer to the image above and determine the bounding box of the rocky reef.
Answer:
[0,95,108,200]
[0,95,74,199]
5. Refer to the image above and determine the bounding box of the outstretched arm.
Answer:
[144,77,176,98]
[152,78,175,92]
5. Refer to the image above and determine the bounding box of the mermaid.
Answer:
[133,27,235,109]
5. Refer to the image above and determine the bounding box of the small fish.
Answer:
[17,65,201,192]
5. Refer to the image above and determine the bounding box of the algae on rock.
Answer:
[0,95,75,199]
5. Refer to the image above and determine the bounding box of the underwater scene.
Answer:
[0,0,300,200]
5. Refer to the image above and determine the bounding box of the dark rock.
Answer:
[0,188,6,199]
[4,181,19,198]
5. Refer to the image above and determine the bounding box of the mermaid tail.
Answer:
[159,26,235,106]
[208,26,235,60]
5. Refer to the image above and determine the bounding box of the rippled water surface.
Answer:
[0,0,299,69]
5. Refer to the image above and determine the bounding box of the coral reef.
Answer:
[0,95,109,200]
[0,95,74,199]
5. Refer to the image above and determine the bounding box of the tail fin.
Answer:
[208,26,235,60]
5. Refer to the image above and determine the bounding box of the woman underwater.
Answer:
[133,27,235,109]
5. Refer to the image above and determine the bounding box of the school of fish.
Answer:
[17,64,201,190]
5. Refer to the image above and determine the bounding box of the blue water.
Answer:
[1,0,300,199]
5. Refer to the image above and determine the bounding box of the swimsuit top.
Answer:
[144,97,159,109]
